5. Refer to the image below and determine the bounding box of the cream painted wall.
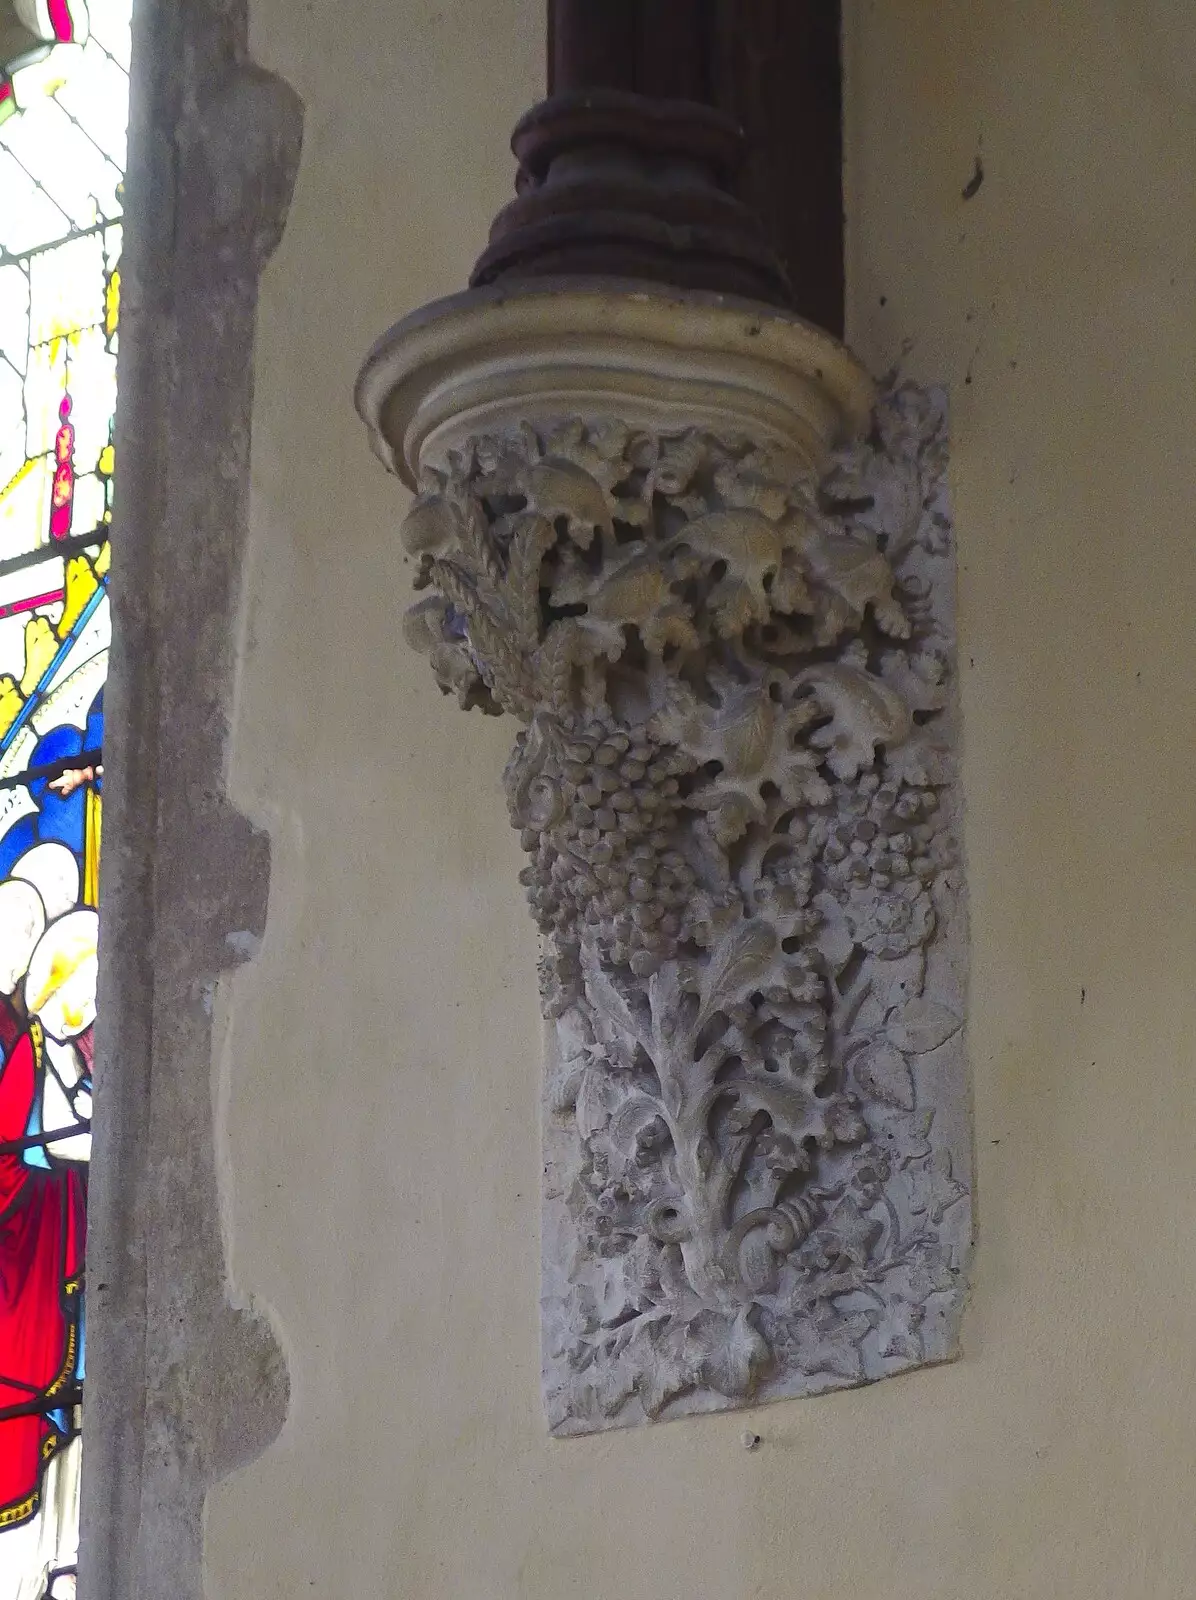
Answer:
[206,2,1196,1596]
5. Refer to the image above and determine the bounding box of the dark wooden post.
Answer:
[548,0,640,93]
[473,0,787,308]
[711,3,844,337]
[531,0,845,335]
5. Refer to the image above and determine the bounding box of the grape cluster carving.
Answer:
[507,716,696,1010]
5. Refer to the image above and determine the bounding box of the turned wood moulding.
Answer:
[356,114,970,1438]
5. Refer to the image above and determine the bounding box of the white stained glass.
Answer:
[0,1441,80,1600]
[23,335,66,455]
[64,339,116,473]
[0,268,31,378]
[0,148,74,255]
[53,38,128,169]
[1,96,120,227]
[70,469,104,532]
[86,2,130,72]
[0,611,38,686]
[28,232,105,345]
[0,454,52,561]
[0,357,24,448]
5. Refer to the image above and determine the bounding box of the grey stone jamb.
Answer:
[80,4,302,1596]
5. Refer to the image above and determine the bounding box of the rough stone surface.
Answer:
[403,382,970,1431]
[80,4,302,1596]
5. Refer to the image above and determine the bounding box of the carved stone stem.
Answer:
[357,283,969,1432]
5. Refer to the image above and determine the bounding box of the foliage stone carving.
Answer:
[402,384,970,1431]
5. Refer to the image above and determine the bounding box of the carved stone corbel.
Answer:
[358,281,969,1432]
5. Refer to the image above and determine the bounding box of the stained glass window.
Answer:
[0,0,128,1594]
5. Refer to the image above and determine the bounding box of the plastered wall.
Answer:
[206,2,1196,1595]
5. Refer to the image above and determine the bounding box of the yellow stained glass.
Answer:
[103,265,117,339]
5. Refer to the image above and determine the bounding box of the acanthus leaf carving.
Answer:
[400,381,970,1432]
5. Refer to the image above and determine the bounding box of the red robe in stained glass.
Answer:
[0,1009,85,1530]
[49,398,76,543]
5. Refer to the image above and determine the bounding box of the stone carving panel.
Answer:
[402,383,969,1432]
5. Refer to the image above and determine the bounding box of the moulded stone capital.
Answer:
[355,280,874,488]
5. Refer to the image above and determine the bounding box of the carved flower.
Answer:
[756,1127,809,1179]
[801,1196,883,1274]
[754,876,797,917]
[759,965,826,1021]
[918,509,952,556]
[849,1148,892,1204]
[846,879,935,958]
[823,1099,868,1146]
[575,1166,655,1258]
[755,860,823,952]
[755,856,813,918]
